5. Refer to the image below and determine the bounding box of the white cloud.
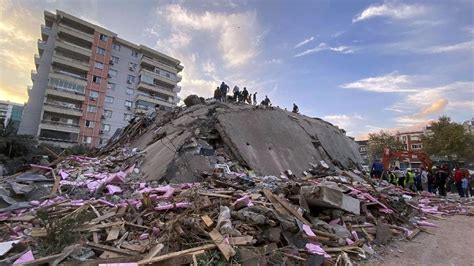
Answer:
[424,40,474,54]
[159,4,261,68]
[341,72,417,93]
[294,36,314,48]
[294,42,354,57]
[323,114,366,136]
[353,3,427,23]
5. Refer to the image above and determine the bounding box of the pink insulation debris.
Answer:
[302,224,316,237]
[154,202,192,211]
[106,185,122,195]
[13,250,34,265]
[416,220,438,227]
[305,243,331,259]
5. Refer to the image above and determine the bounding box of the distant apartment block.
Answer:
[355,140,369,165]
[18,10,183,148]
[0,100,24,133]
[463,118,474,135]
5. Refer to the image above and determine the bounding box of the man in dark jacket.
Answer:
[292,103,299,113]
[370,160,384,179]
[436,164,449,196]
[220,82,229,102]
[241,87,249,103]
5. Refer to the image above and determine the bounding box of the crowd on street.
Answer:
[370,160,472,198]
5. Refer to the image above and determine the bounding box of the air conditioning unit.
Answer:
[107,74,112,78]
[89,97,96,101]
[101,115,106,119]
[109,60,114,65]
[126,106,131,110]
[99,130,104,134]
[129,66,134,71]
[127,80,132,84]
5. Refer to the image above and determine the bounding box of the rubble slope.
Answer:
[131,102,363,182]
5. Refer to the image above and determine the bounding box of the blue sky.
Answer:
[0,0,473,139]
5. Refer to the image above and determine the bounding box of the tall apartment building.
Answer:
[18,10,183,148]
[0,100,24,133]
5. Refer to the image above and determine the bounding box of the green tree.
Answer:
[422,116,474,160]
[367,131,404,161]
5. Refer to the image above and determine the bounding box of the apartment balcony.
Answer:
[135,94,174,108]
[140,69,177,87]
[52,53,90,73]
[45,87,85,102]
[43,102,83,117]
[56,39,92,58]
[34,54,41,66]
[50,71,88,85]
[137,81,175,97]
[40,120,80,134]
[141,56,178,74]
[176,64,184,72]
[38,138,77,148]
[31,70,37,81]
[134,105,148,114]
[38,39,46,52]
[173,86,181,93]
[41,25,51,37]
[58,24,93,43]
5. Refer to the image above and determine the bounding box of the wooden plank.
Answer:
[106,226,121,241]
[86,242,139,256]
[143,243,164,260]
[79,221,123,232]
[229,236,254,245]
[122,242,147,253]
[21,253,62,265]
[137,244,216,265]
[407,228,420,240]
[201,215,214,227]
[90,211,117,224]
[198,192,233,199]
[93,232,99,243]
[49,169,60,197]
[271,193,312,225]
[6,215,35,222]
[209,228,236,261]
[262,189,291,216]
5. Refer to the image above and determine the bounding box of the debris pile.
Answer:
[0,102,470,265]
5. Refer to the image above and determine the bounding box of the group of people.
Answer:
[371,160,472,198]
[213,81,272,106]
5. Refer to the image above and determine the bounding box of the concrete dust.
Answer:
[363,215,474,266]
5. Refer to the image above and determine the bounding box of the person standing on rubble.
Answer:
[292,103,299,113]
[453,165,466,197]
[393,167,405,187]
[261,95,271,106]
[436,164,449,196]
[406,169,416,191]
[220,82,229,102]
[428,166,436,193]
[420,166,429,191]
[241,87,249,104]
[370,159,384,179]
[233,85,240,102]
[214,86,221,101]
[253,92,258,105]
[247,93,253,104]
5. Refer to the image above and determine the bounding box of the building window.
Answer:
[127,75,135,83]
[108,69,118,77]
[102,124,110,132]
[93,76,102,84]
[131,50,139,57]
[111,56,119,64]
[104,109,112,118]
[107,82,116,90]
[126,87,133,95]
[112,43,121,51]
[124,113,133,121]
[96,47,106,55]
[125,100,133,108]
[89,91,99,100]
[403,144,408,150]
[105,96,114,104]
[99,138,107,145]
[94,62,104,69]
[99,34,108,42]
[87,105,97,113]
[85,120,95,128]
[129,62,137,71]
[140,74,154,85]
[83,136,92,144]
[411,144,422,150]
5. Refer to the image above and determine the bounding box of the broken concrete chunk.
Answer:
[301,185,361,215]
[375,223,392,244]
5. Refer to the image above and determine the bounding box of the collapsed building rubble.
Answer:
[0,102,471,265]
